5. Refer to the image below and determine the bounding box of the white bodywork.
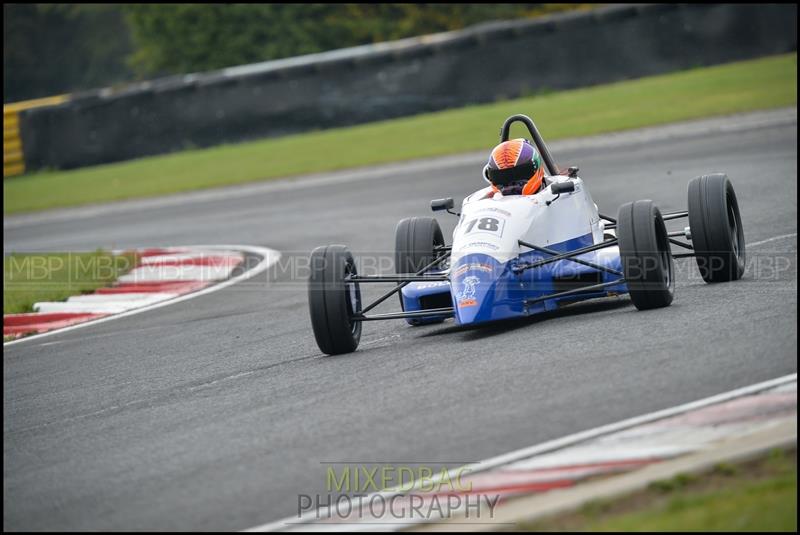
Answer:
[450,176,604,267]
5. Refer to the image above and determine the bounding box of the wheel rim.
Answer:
[726,190,744,261]
[345,261,361,336]
[656,214,673,288]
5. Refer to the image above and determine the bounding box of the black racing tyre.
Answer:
[395,217,445,274]
[395,217,445,325]
[687,174,745,283]
[308,245,362,355]
[617,200,675,310]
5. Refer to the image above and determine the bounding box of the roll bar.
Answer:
[500,114,559,176]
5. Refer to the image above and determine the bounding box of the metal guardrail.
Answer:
[3,95,68,177]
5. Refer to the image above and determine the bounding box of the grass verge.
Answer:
[4,53,796,215]
[3,251,138,314]
[518,448,797,532]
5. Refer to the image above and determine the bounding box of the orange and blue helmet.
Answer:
[483,138,545,196]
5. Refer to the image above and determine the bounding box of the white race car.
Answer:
[308,114,746,355]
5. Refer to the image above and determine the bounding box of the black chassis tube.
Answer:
[348,275,449,283]
[517,239,623,276]
[524,278,626,307]
[513,238,620,274]
[500,114,559,176]
[351,307,454,322]
[599,209,693,253]
[603,210,688,231]
[662,210,689,221]
[660,211,693,251]
[347,250,451,315]
[668,238,693,250]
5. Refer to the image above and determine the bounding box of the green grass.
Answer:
[519,448,797,532]
[4,53,796,215]
[3,251,138,314]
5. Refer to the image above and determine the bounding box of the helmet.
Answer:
[483,138,544,196]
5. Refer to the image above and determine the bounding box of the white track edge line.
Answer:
[3,245,280,348]
[748,232,797,248]
[244,372,797,532]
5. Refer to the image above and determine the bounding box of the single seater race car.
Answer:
[308,114,745,355]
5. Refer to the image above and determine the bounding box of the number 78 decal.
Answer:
[463,216,505,237]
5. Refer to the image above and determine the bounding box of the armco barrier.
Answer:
[17,3,798,172]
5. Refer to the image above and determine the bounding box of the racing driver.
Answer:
[482,138,546,196]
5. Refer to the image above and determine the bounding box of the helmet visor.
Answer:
[486,160,537,187]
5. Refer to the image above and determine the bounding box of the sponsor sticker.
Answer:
[465,241,500,251]
[413,281,450,289]
[452,263,493,278]
[455,275,480,305]
[476,207,512,217]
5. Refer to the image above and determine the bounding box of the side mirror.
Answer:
[431,198,455,212]
[550,182,576,194]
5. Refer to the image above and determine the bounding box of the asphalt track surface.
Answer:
[4,111,797,530]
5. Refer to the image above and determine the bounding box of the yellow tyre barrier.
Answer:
[3,94,69,178]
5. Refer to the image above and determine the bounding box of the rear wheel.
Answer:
[395,217,445,274]
[395,217,445,325]
[617,200,674,310]
[308,245,361,355]
[687,174,745,283]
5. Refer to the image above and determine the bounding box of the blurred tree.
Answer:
[3,4,133,102]
[123,4,583,77]
[4,4,589,102]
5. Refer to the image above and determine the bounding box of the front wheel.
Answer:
[617,200,675,310]
[687,174,745,283]
[308,245,362,355]
[395,217,446,326]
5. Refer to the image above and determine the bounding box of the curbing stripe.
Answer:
[117,263,240,283]
[33,293,177,314]
[4,313,109,336]
[15,250,246,320]
[140,254,244,266]
[94,281,211,294]
[243,373,797,532]
[3,245,280,346]
[7,248,237,329]
[66,292,179,303]
[413,418,797,532]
